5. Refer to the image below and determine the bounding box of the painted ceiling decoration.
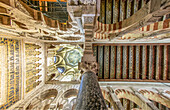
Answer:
[0,0,169,109]
[94,0,170,42]
[47,44,83,81]
[55,44,83,75]
[25,43,43,93]
[0,38,21,109]
[65,49,82,67]
[93,44,169,81]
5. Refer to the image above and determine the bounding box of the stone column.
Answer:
[75,71,107,110]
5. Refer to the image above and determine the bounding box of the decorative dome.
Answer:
[65,50,82,67]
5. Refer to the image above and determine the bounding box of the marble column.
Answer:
[75,71,107,110]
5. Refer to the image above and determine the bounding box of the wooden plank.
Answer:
[152,46,156,79]
[119,0,124,21]
[149,45,154,79]
[123,46,128,79]
[93,43,170,46]
[98,46,104,79]
[133,46,136,79]
[129,46,134,79]
[116,46,122,79]
[110,46,116,79]
[168,46,170,80]
[122,0,126,20]
[126,0,131,18]
[32,0,65,1]
[163,45,168,80]
[142,46,147,79]
[114,0,119,23]
[120,46,123,79]
[134,0,138,13]
[135,46,140,79]
[104,46,110,79]
[156,46,161,80]
[106,0,113,24]
[100,0,106,23]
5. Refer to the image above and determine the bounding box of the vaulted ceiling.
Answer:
[0,0,169,109]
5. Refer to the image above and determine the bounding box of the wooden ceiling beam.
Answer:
[31,0,67,2]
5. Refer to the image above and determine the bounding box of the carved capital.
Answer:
[78,61,98,74]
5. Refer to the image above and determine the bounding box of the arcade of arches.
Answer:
[0,0,169,109]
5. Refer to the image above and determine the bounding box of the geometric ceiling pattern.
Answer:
[53,44,83,81]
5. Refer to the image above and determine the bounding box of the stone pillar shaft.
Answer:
[75,71,107,110]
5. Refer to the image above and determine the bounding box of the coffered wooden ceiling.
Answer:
[23,0,68,22]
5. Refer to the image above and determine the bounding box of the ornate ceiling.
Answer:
[23,0,68,22]
[47,44,83,81]
[0,0,169,110]
[0,0,169,44]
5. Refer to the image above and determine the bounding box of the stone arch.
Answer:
[114,89,152,110]
[102,89,111,103]
[21,85,61,110]
[40,89,58,100]
[57,88,78,109]
[101,89,115,109]
[52,85,79,109]
[25,89,58,110]
[63,89,78,99]
[139,89,170,108]
[70,98,77,110]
